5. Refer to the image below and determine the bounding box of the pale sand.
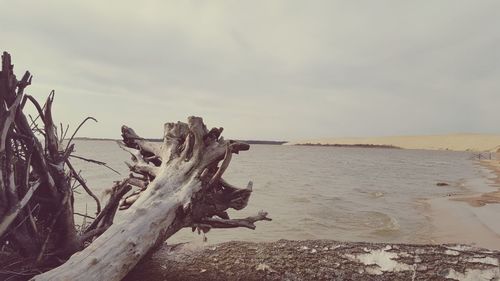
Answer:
[289,133,500,152]
[429,158,500,250]
[453,159,500,206]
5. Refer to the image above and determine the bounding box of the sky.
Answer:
[1,1,500,141]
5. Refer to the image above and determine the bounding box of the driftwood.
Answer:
[124,240,500,281]
[0,52,132,279]
[33,118,270,281]
[0,52,270,280]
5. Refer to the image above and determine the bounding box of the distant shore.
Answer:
[296,143,400,149]
[74,134,500,152]
[289,134,500,152]
[73,137,286,145]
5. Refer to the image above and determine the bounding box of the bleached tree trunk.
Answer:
[0,52,268,280]
[33,118,270,281]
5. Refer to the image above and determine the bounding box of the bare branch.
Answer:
[84,180,131,234]
[121,125,162,157]
[22,95,45,122]
[208,145,232,186]
[64,116,98,153]
[198,211,271,230]
[74,212,95,220]
[66,160,101,214]
[118,142,159,177]
[79,227,106,243]
[69,154,121,175]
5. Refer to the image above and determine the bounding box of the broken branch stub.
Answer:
[33,117,270,281]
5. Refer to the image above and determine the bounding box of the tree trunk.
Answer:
[32,119,270,281]
[0,52,269,280]
[124,240,500,281]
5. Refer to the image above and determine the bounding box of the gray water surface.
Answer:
[71,140,482,245]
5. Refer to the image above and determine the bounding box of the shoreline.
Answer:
[124,239,500,280]
[289,134,500,152]
[295,143,400,149]
[427,157,500,250]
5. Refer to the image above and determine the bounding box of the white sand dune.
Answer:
[289,134,500,152]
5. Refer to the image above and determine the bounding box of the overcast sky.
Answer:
[2,1,499,141]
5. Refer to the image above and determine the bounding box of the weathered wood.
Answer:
[0,94,25,237]
[32,117,270,281]
[0,52,131,279]
[0,52,269,280]
[124,240,500,281]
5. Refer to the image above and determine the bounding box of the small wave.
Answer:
[363,212,400,231]
[332,211,400,235]
[373,215,400,233]
[353,188,385,199]
[289,197,311,203]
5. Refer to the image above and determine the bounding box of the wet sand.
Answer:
[429,158,500,250]
[452,159,500,207]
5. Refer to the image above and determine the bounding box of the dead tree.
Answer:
[0,52,134,279]
[32,118,270,280]
[0,52,269,281]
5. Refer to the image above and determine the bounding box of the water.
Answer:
[70,140,483,245]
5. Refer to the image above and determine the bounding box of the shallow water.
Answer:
[71,140,485,245]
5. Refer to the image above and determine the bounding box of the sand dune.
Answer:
[289,134,500,152]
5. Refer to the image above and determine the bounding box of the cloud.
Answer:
[1,0,499,140]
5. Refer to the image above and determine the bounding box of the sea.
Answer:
[70,140,488,246]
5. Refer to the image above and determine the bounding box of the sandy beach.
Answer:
[452,159,500,207]
[428,157,500,250]
[292,133,500,249]
[290,134,500,152]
